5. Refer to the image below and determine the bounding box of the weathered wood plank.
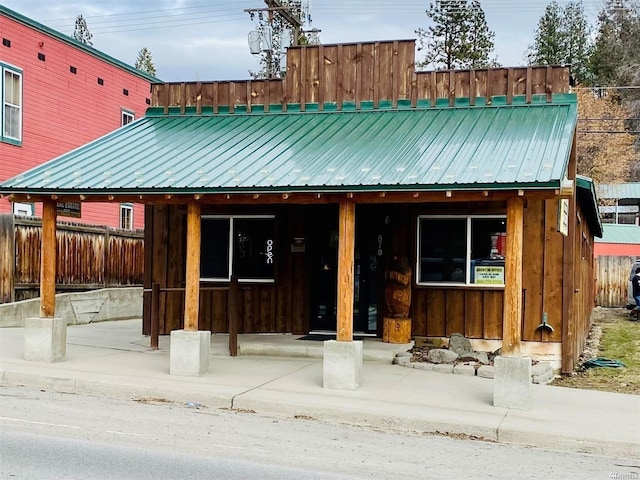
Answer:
[412,289,427,337]
[522,199,545,341]
[0,215,15,303]
[426,289,446,337]
[483,290,503,339]
[446,289,465,336]
[464,290,483,338]
[543,199,564,343]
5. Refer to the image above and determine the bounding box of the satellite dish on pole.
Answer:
[248,30,261,54]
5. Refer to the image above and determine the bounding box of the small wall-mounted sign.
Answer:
[557,198,569,236]
[291,237,305,253]
[474,266,505,285]
[265,239,274,264]
[57,202,81,218]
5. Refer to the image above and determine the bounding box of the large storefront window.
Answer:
[417,215,506,286]
[201,215,275,282]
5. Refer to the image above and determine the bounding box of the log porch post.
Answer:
[494,195,531,410]
[169,200,210,376]
[24,199,66,363]
[184,201,201,331]
[502,196,524,356]
[336,199,355,342]
[40,199,57,318]
[323,199,363,390]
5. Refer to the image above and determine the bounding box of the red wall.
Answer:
[0,13,150,229]
[594,243,640,257]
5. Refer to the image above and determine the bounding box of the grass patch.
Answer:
[552,311,640,395]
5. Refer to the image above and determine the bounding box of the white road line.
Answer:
[105,430,146,437]
[212,443,267,453]
[0,416,81,430]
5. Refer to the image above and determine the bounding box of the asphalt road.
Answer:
[0,385,637,480]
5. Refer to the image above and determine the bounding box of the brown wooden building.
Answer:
[0,40,602,373]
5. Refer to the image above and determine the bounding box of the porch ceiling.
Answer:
[0,95,578,197]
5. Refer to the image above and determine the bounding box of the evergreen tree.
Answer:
[416,0,496,70]
[526,1,591,84]
[135,47,157,77]
[73,14,93,46]
[590,2,640,86]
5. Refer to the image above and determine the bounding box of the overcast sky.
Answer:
[2,0,604,82]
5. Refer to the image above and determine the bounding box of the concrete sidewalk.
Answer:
[0,319,638,459]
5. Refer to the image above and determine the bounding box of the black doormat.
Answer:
[297,334,368,341]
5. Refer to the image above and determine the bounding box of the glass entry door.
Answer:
[309,206,385,335]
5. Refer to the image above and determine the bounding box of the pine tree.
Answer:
[416,0,496,70]
[526,1,591,83]
[73,15,93,46]
[135,47,157,77]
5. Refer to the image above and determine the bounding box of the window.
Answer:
[120,203,133,230]
[12,202,33,216]
[201,215,275,282]
[417,215,507,286]
[121,110,134,126]
[1,63,22,144]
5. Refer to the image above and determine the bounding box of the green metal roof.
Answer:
[597,182,640,200]
[0,5,160,83]
[0,95,578,196]
[576,175,603,238]
[595,224,640,244]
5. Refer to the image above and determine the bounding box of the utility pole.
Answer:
[245,0,304,78]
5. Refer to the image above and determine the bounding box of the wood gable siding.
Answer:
[151,41,568,112]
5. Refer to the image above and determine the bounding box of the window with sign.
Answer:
[201,215,275,282]
[417,215,506,286]
[1,63,22,144]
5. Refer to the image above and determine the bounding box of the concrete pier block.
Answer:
[323,340,363,390]
[24,317,67,363]
[170,330,211,377]
[493,356,532,410]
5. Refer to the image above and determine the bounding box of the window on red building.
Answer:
[1,62,22,144]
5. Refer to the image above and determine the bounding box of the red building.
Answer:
[0,5,156,229]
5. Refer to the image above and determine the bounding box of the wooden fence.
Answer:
[0,214,144,303]
[596,255,637,307]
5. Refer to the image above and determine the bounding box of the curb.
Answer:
[2,367,637,459]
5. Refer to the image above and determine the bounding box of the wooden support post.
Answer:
[40,200,57,318]
[228,275,238,356]
[184,201,201,331]
[561,131,578,373]
[150,282,159,350]
[336,200,355,342]
[502,197,524,356]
